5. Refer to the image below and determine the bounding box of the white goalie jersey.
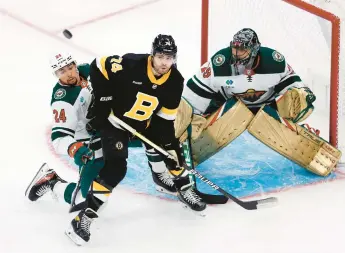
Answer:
[183,46,305,115]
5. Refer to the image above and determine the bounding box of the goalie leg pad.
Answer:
[174,98,193,141]
[191,98,254,165]
[174,98,207,142]
[247,105,342,176]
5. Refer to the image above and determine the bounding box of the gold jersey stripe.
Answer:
[98,56,109,80]
[160,107,177,115]
[92,181,110,196]
[157,107,177,120]
[147,56,171,85]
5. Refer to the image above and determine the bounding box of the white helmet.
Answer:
[49,52,77,73]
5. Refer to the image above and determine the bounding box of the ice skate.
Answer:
[65,208,98,246]
[25,163,65,201]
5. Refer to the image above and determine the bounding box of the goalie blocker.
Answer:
[174,88,342,177]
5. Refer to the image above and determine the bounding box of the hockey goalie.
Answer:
[175,28,342,177]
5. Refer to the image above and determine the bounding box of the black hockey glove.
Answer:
[162,142,185,172]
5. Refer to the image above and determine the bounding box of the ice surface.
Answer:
[1,1,345,252]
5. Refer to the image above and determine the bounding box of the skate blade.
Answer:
[65,224,86,246]
[25,163,50,197]
[179,202,207,217]
[155,185,177,196]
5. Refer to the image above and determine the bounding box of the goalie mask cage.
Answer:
[201,0,345,164]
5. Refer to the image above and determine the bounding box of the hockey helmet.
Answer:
[230,28,261,65]
[152,34,177,57]
[50,52,77,74]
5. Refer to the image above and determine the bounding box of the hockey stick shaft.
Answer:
[183,133,228,204]
[108,111,278,210]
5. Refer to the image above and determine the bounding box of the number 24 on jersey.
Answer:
[53,109,67,123]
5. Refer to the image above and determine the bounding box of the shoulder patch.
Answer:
[272,51,285,62]
[213,54,226,66]
[51,84,82,106]
[54,88,66,100]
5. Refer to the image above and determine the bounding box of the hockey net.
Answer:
[201,0,345,164]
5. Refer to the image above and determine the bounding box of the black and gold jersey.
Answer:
[90,53,184,135]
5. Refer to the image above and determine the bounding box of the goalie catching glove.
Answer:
[276,87,316,123]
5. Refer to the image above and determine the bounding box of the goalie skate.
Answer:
[25,163,65,201]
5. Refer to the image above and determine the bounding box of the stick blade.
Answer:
[255,197,279,209]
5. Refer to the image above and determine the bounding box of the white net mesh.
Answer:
[207,0,345,163]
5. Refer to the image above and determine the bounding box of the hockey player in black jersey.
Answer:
[65,35,207,245]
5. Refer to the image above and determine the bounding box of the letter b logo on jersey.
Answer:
[124,92,159,121]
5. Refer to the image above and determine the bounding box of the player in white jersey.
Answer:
[25,53,109,245]
[175,28,342,176]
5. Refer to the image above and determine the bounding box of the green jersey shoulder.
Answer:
[210,47,232,76]
[50,63,90,106]
[210,46,286,76]
[255,47,286,74]
[78,63,90,79]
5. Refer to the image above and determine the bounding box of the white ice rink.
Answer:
[1,0,345,252]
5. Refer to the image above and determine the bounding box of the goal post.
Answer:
[200,0,345,163]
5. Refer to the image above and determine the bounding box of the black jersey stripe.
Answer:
[274,75,302,94]
[186,79,214,99]
[221,86,230,99]
[193,75,216,93]
[52,127,75,135]
[51,131,74,142]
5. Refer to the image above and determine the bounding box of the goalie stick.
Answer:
[108,111,278,210]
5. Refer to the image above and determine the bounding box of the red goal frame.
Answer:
[200,0,341,148]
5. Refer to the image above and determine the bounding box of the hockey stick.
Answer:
[182,132,228,204]
[108,112,278,210]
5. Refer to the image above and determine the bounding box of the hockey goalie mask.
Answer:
[230,28,261,67]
